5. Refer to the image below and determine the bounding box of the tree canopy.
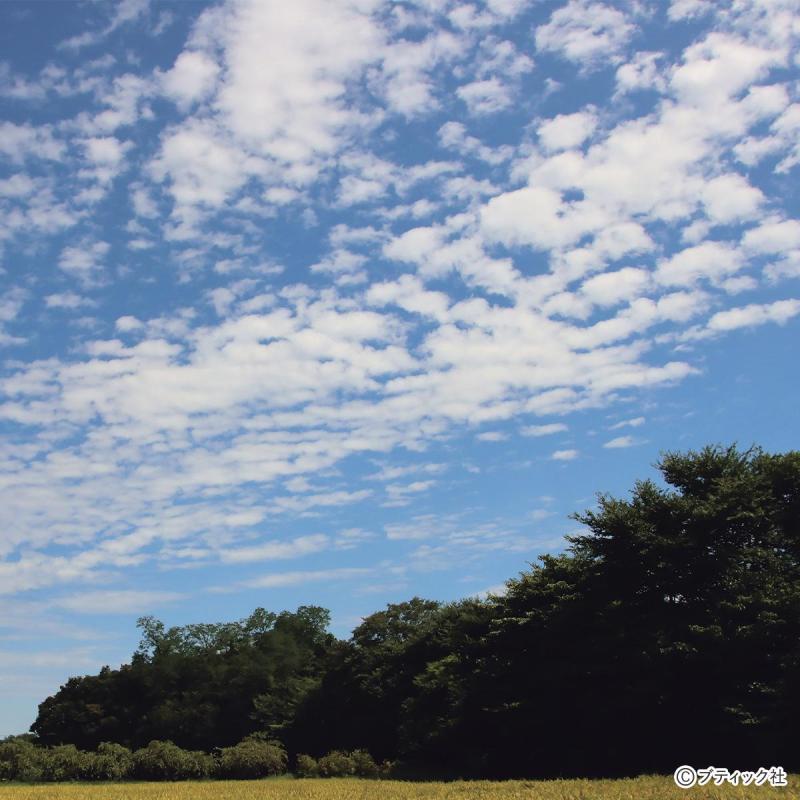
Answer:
[30,445,800,777]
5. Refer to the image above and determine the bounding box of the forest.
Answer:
[7,445,800,781]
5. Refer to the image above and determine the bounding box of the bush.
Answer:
[311,749,387,779]
[0,738,45,782]
[132,740,208,781]
[378,760,394,778]
[294,753,318,777]
[349,749,379,778]
[217,738,287,779]
[89,742,133,781]
[40,744,91,781]
[317,750,356,777]
[189,749,215,779]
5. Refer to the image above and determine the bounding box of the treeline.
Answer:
[24,446,800,778]
[0,735,389,782]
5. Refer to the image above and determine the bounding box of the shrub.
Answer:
[0,738,45,782]
[189,749,215,779]
[294,753,318,777]
[317,750,356,777]
[217,738,287,779]
[377,759,394,778]
[312,749,385,778]
[89,742,133,781]
[132,740,207,781]
[40,744,91,781]
[349,749,379,778]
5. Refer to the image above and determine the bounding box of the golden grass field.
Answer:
[0,776,798,800]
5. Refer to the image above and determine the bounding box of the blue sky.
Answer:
[0,0,799,737]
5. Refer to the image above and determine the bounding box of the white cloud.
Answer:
[616,51,665,94]
[473,582,508,599]
[457,78,513,115]
[482,186,606,251]
[439,121,513,165]
[53,589,185,614]
[84,137,128,167]
[0,287,27,322]
[0,174,37,198]
[603,435,644,448]
[609,416,644,429]
[486,0,528,18]
[0,122,64,163]
[535,0,635,68]
[60,0,150,50]
[379,30,463,116]
[162,51,220,109]
[0,0,798,621]
[538,110,597,152]
[580,267,651,307]
[701,174,763,224]
[115,315,143,332]
[82,74,153,136]
[44,292,93,310]
[656,242,743,287]
[670,33,785,108]
[58,240,110,284]
[385,517,438,541]
[551,448,578,461]
[221,534,329,564]
[707,299,800,332]
[521,423,568,436]
[476,431,507,441]
[211,0,382,160]
[668,0,714,21]
[150,0,387,222]
[243,567,371,589]
[742,219,800,254]
[150,119,252,212]
[131,184,159,218]
[367,274,449,320]
[384,479,436,506]
[264,186,301,206]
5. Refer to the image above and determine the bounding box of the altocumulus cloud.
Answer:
[0,0,799,737]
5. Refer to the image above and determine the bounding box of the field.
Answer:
[0,777,797,800]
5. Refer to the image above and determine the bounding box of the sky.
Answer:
[0,0,798,737]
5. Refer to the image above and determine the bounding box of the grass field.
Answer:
[0,777,797,800]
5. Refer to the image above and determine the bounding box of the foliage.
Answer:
[294,754,318,778]
[132,741,211,781]
[316,751,356,778]
[310,750,383,779]
[216,738,287,779]
[39,745,91,782]
[348,750,380,778]
[0,738,44,783]
[89,742,134,781]
[478,445,800,776]
[33,607,334,752]
[24,445,800,779]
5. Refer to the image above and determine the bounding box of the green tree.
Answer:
[33,606,334,752]
[27,445,800,778]
[482,445,800,775]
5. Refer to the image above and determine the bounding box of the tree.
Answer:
[289,598,447,760]
[29,445,800,777]
[481,445,800,776]
[33,606,335,752]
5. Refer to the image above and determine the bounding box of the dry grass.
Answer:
[0,776,798,800]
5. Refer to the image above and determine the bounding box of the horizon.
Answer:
[1,0,799,737]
